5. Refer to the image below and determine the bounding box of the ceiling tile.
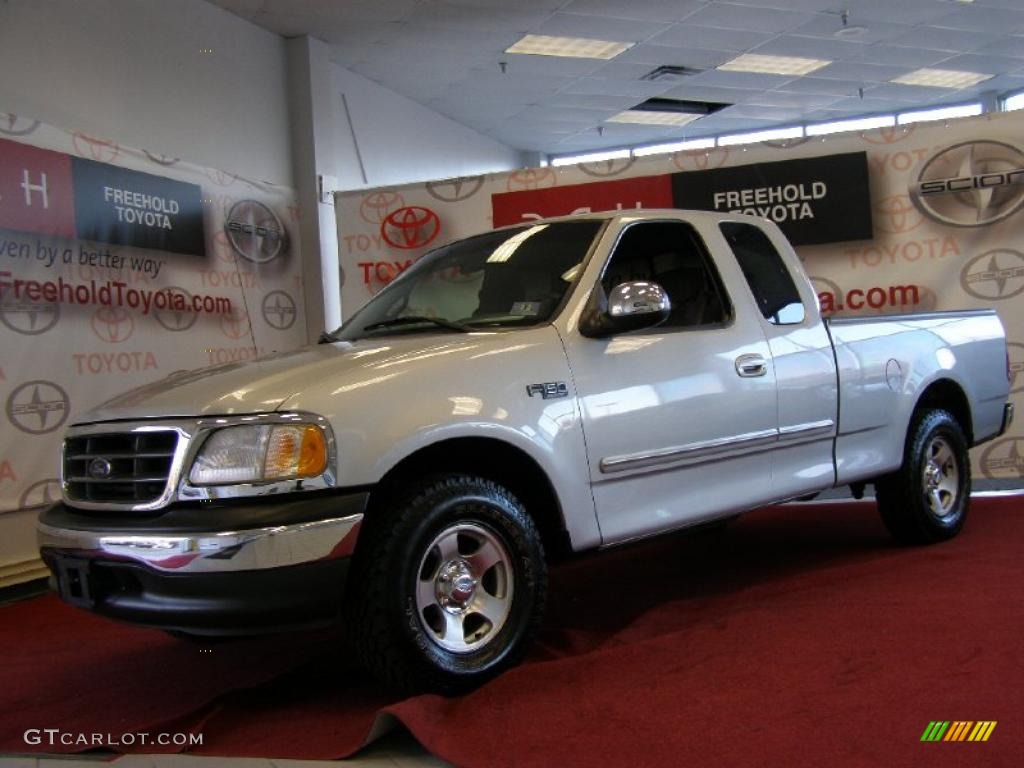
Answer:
[560,77,677,97]
[721,104,811,120]
[536,93,641,111]
[612,43,734,69]
[773,77,868,96]
[531,13,672,42]
[560,0,706,23]
[745,90,843,108]
[405,3,552,33]
[863,83,961,102]
[813,61,913,83]
[647,24,775,51]
[589,60,669,81]
[887,26,1000,54]
[981,36,1024,60]
[858,44,951,68]
[827,95,911,111]
[788,15,913,44]
[930,6,1024,34]
[751,35,868,61]
[684,69,797,90]
[835,0,959,26]
[933,53,1024,77]
[677,3,815,34]
[660,83,765,103]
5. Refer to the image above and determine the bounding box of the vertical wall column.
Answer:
[286,35,341,341]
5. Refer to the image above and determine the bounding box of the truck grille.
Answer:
[64,431,179,505]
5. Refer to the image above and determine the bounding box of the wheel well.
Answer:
[915,379,973,445]
[367,437,571,560]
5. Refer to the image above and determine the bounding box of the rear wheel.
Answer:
[876,409,970,544]
[344,474,547,693]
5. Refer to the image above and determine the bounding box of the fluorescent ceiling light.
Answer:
[551,148,631,167]
[717,126,804,146]
[806,114,895,136]
[718,53,830,77]
[633,138,715,157]
[897,103,982,125]
[1004,91,1024,111]
[607,110,702,126]
[505,34,633,60]
[891,68,993,89]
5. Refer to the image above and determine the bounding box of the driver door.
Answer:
[561,219,779,545]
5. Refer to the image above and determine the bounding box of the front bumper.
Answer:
[37,490,368,635]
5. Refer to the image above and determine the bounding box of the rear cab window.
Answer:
[720,221,805,325]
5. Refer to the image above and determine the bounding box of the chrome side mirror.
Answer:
[580,280,672,338]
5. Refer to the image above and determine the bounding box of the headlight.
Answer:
[189,424,328,485]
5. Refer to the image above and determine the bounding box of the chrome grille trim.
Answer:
[59,413,337,512]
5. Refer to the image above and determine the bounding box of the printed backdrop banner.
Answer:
[337,110,1024,482]
[0,114,307,519]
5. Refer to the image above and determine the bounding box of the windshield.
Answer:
[334,220,605,340]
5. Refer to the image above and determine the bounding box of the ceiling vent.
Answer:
[631,97,730,117]
[641,65,703,82]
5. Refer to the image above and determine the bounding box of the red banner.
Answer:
[491,174,672,228]
[0,138,76,238]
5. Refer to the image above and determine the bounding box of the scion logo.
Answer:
[262,290,297,330]
[71,133,120,163]
[959,249,1024,301]
[980,438,1024,479]
[142,150,179,167]
[426,176,485,202]
[874,195,925,235]
[381,206,441,250]
[91,306,135,343]
[0,295,60,335]
[153,286,198,332]
[225,200,288,263]
[672,147,729,172]
[6,380,70,435]
[911,141,1024,228]
[360,191,404,224]
[578,157,635,178]
[1007,342,1024,395]
[506,169,557,192]
[0,113,40,136]
[220,307,250,341]
[861,125,913,145]
[18,478,61,510]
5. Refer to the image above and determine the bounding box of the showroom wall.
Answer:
[333,65,526,190]
[0,0,293,187]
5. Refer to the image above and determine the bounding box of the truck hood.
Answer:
[76,335,490,423]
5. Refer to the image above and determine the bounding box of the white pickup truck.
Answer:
[39,210,1012,692]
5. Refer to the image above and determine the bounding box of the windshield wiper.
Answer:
[361,315,472,333]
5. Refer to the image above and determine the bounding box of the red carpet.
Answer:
[1,497,1021,767]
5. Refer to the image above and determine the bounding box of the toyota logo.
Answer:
[262,290,297,330]
[359,191,404,224]
[873,195,924,235]
[762,137,811,150]
[142,150,179,166]
[6,380,70,435]
[911,140,1024,228]
[980,438,1024,479]
[959,249,1024,301]
[225,200,288,263]
[153,286,198,332]
[426,176,485,202]
[672,147,730,172]
[861,125,913,145]
[220,307,250,340]
[0,295,60,335]
[72,132,120,163]
[381,206,441,250]
[88,457,112,479]
[506,169,557,192]
[91,306,135,343]
[578,157,636,178]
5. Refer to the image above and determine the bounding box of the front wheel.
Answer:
[344,475,547,693]
[876,409,970,545]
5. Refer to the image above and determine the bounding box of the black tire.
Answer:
[876,409,970,545]
[344,474,547,694]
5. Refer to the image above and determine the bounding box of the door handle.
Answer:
[735,354,768,378]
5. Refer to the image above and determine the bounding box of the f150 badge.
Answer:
[526,382,568,399]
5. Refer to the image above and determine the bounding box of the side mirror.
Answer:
[580,280,672,338]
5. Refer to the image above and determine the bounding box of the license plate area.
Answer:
[53,556,94,608]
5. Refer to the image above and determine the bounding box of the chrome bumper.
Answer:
[37,513,363,574]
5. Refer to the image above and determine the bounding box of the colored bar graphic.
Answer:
[921,721,996,742]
